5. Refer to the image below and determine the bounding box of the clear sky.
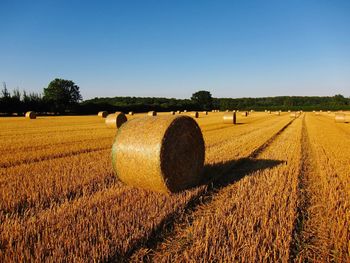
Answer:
[1,0,349,99]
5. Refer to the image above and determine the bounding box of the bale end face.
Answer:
[148,111,157,116]
[190,112,199,118]
[112,115,205,193]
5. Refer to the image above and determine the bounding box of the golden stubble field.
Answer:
[0,111,349,262]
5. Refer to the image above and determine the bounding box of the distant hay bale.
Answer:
[98,111,108,118]
[184,110,187,113]
[241,112,248,117]
[176,110,181,114]
[288,110,291,113]
[223,112,236,124]
[128,111,134,115]
[111,115,205,193]
[203,111,208,115]
[225,110,229,112]
[190,112,199,118]
[25,111,36,119]
[105,112,127,128]
[148,111,157,116]
[170,111,175,115]
[275,111,280,116]
[335,113,349,123]
[290,112,297,118]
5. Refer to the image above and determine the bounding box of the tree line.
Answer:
[1,79,349,115]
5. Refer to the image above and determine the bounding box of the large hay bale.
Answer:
[128,111,134,116]
[335,113,349,123]
[190,112,199,118]
[176,110,181,114]
[241,112,248,117]
[203,111,208,115]
[105,112,127,128]
[223,112,236,124]
[25,111,36,119]
[112,115,205,193]
[275,111,280,116]
[148,111,157,116]
[98,111,108,118]
[170,111,175,115]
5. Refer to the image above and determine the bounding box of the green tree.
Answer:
[43,78,82,114]
[191,90,213,110]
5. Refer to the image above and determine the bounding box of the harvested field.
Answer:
[0,112,348,262]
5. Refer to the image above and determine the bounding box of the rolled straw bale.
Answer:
[268,110,271,114]
[241,112,248,117]
[223,112,236,124]
[105,112,127,128]
[184,110,187,113]
[98,111,108,118]
[128,111,134,115]
[25,111,36,119]
[148,111,157,116]
[170,111,175,115]
[176,110,181,114]
[190,112,199,118]
[335,113,349,123]
[203,111,208,115]
[275,111,280,116]
[111,115,205,193]
[211,110,215,112]
[290,112,297,118]
[225,110,229,112]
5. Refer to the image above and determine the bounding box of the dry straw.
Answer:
[335,113,349,123]
[98,111,108,118]
[223,112,236,124]
[148,111,157,116]
[190,112,199,118]
[111,115,205,193]
[105,112,127,128]
[25,111,36,119]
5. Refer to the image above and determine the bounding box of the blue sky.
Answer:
[1,0,349,99]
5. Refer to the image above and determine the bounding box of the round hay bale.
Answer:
[203,111,208,115]
[25,111,36,119]
[223,112,236,124]
[335,113,349,123]
[170,111,175,115]
[184,110,187,113]
[112,115,205,193]
[290,112,297,118]
[190,112,199,118]
[148,111,157,116]
[128,111,134,116]
[105,112,127,128]
[275,111,280,116]
[241,112,248,117]
[98,111,108,118]
[176,110,181,114]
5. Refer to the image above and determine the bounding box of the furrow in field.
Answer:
[129,116,302,262]
[0,115,293,262]
[292,113,350,262]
